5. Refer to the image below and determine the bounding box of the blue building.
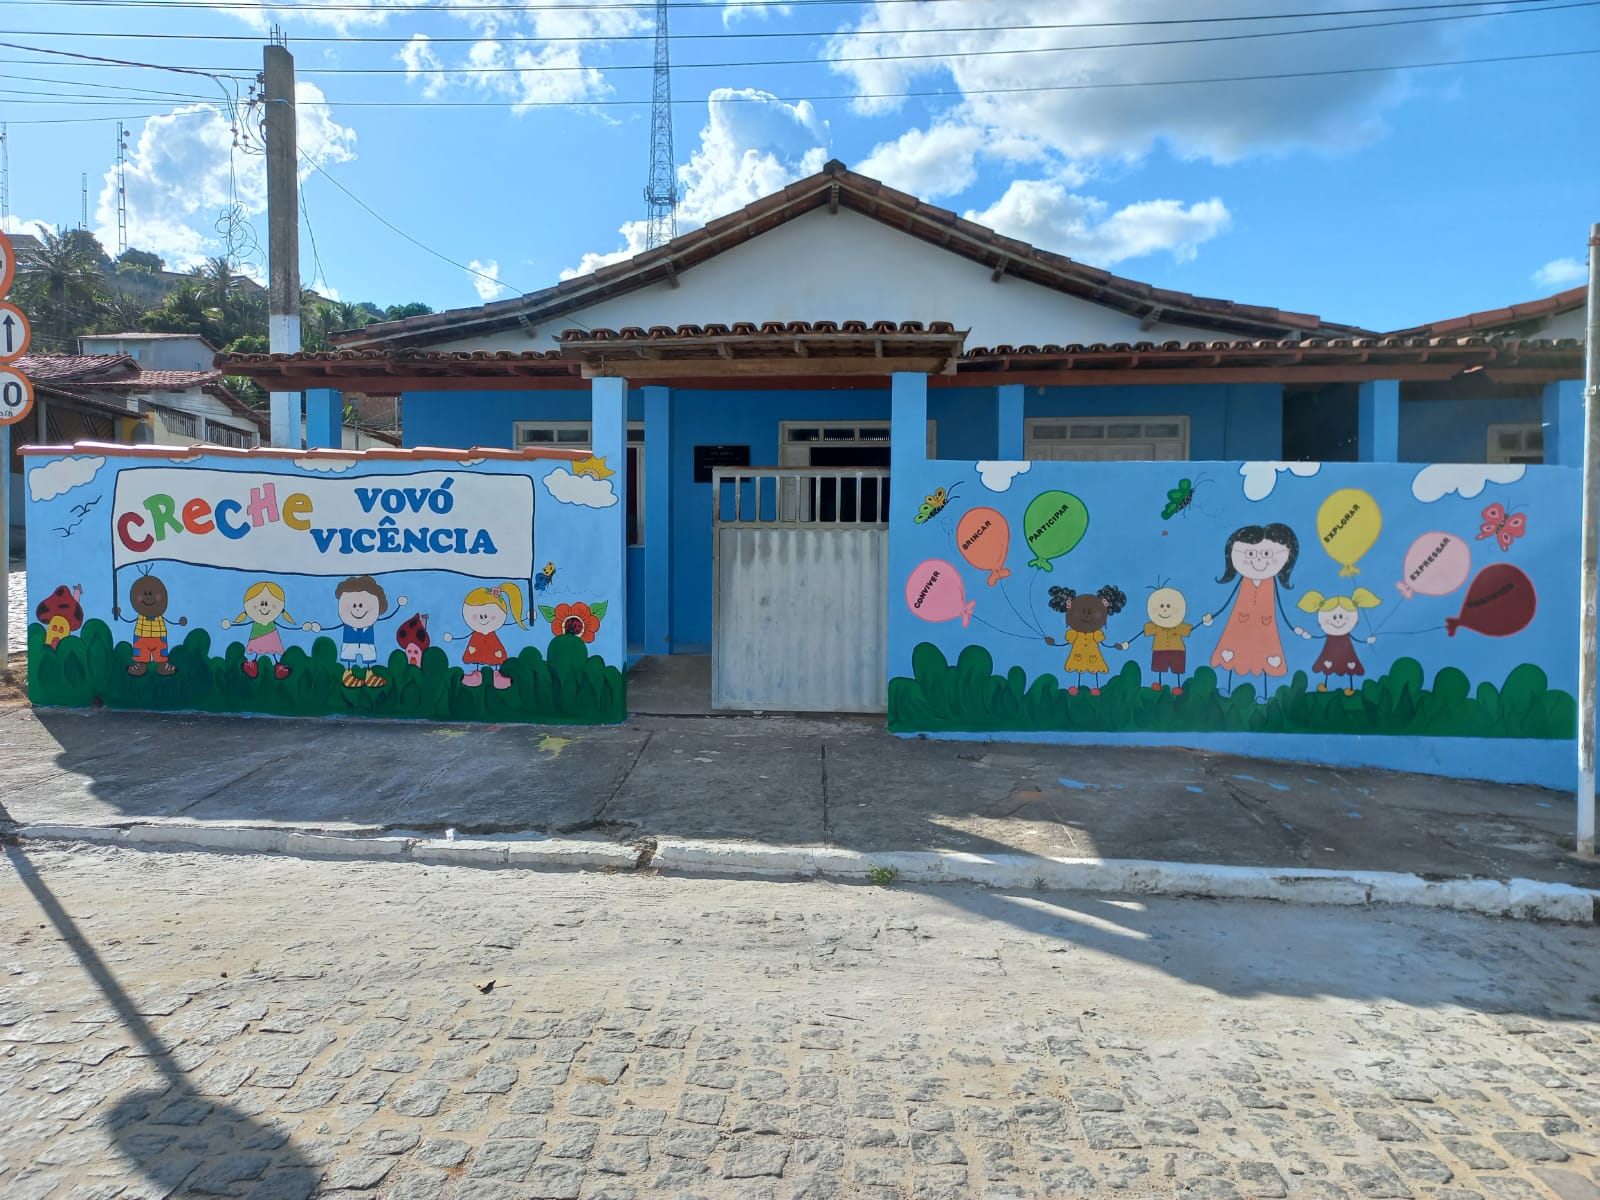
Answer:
[223,162,1587,710]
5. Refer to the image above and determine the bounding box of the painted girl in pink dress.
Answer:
[1201,523,1300,697]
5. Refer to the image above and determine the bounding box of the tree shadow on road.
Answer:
[2,838,319,1198]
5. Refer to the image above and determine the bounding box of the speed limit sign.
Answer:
[0,364,33,427]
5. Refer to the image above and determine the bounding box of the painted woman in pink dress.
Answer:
[1201,523,1300,698]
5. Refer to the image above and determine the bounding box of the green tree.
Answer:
[383,301,433,321]
[116,248,164,272]
[10,225,110,352]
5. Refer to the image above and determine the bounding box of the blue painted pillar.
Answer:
[643,385,672,654]
[1357,379,1400,462]
[1542,379,1583,466]
[269,390,303,449]
[591,376,628,657]
[997,384,1025,460]
[305,388,342,450]
[891,372,928,468]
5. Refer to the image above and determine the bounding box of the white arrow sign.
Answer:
[0,301,30,361]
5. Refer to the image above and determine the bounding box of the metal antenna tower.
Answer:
[642,0,677,250]
[116,121,129,255]
[80,172,88,229]
[1,125,9,224]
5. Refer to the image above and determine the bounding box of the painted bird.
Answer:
[534,562,557,591]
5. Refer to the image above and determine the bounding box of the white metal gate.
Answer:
[712,467,889,713]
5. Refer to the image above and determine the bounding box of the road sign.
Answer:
[0,365,33,426]
[0,229,14,297]
[0,301,30,361]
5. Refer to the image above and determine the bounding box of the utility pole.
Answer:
[643,0,677,250]
[263,27,302,448]
[115,121,129,257]
[1579,221,1599,858]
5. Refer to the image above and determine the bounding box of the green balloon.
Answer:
[1022,490,1089,571]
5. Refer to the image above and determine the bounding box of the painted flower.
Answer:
[549,601,603,643]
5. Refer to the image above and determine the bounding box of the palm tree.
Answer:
[10,225,109,352]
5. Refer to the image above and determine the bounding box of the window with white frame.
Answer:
[778,421,936,466]
[515,421,645,546]
[204,419,256,449]
[1487,422,1544,465]
[1025,416,1189,461]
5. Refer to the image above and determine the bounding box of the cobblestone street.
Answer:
[2,844,1599,1199]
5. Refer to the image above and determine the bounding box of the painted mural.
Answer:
[890,459,1576,742]
[22,445,627,723]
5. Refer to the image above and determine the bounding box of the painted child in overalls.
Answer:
[310,575,407,688]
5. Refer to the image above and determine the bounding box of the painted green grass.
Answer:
[889,642,1575,740]
[27,619,626,724]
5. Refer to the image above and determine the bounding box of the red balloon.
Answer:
[1446,563,1536,638]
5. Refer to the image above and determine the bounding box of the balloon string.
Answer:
[1000,577,1046,638]
[971,613,1038,642]
[1375,624,1446,637]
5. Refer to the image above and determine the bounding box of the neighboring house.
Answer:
[78,331,223,374]
[221,159,1586,660]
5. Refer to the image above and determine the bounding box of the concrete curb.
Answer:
[14,822,1598,925]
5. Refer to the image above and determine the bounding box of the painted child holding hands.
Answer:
[443,582,527,689]
[1115,584,1194,694]
[1294,587,1380,694]
[222,580,313,679]
[1045,584,1127,696]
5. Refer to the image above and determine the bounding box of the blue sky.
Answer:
[1,0,1595,331]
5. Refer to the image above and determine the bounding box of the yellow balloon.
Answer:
[1317,488,1381,576]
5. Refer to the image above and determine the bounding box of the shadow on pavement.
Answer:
[2,836,318,1198]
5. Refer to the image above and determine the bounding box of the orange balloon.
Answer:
[957,507,1012,586]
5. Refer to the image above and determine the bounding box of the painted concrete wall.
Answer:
[403,381,1287,649]
[888,448,1577,788]
[429,208,1231,353]
[1398,396,1542,464]
[22,446,627,724]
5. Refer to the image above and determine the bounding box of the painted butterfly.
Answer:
[1477,502,1527,552]
[914,484,958,524]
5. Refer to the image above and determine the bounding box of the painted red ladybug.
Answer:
[397,612,430,667]
[36,584,84,648]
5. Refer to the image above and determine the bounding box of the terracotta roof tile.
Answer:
[16,353,138,381]
[1389,286,1585,337]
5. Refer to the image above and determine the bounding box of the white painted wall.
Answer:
[79,334,215,372]
[1543,306,1586,341]
[430,208,1231,353]
[142,388,259,446]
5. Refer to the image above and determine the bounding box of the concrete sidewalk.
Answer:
[2,701,1597,894]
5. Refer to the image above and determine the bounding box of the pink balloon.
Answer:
[906,558,974,627]
[1397,531,1472,599]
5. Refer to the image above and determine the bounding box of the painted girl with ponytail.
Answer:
[443,582,527,689]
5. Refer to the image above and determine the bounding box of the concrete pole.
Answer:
[1,422,9,673]
[264,38,302,449]
[1578,222,1599,858]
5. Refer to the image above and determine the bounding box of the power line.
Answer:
[296,147,522,296]
[0,0,1569,13]
[0,0,1579,44]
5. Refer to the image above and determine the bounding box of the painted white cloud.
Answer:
[543,467,617,508]
[563,89,829,279]
[826,0,1469,164]
[93,83,355,272]
[976,461,1031,493]
[1411,464,1525,504]
[1239,461,1320,502]
[29,456,105,502]
[468,259,507,301]
[293,456,360,472]
[967,179,1230,266]
[1532,257,1586,289]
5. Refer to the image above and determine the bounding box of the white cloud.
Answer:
[543,466,617,508]
[400,34,447,99]
[967,179,1230,266]
[826,0,1461,164]
[467,259,507,302]
[29,456,105,502]
[1532,257,1586,290]
[721,1,792,27]
[1239,461,1320,502]
[293,456,360,472]
[857,123,988,201]
[1,216,49,238]
[94,83,356,272]
[976,461,1031,493]
[1411,464,1525,504]
[563,88,830,279]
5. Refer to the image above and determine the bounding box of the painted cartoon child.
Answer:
[442,582,527,690]
[310,575,407,689]
[221,580,313,680]
[1202,523,1300,696]
[1115,585,1194,694]
[1045,584,1127,696]
[112,570,187,676]
[1294,587,1380,694]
